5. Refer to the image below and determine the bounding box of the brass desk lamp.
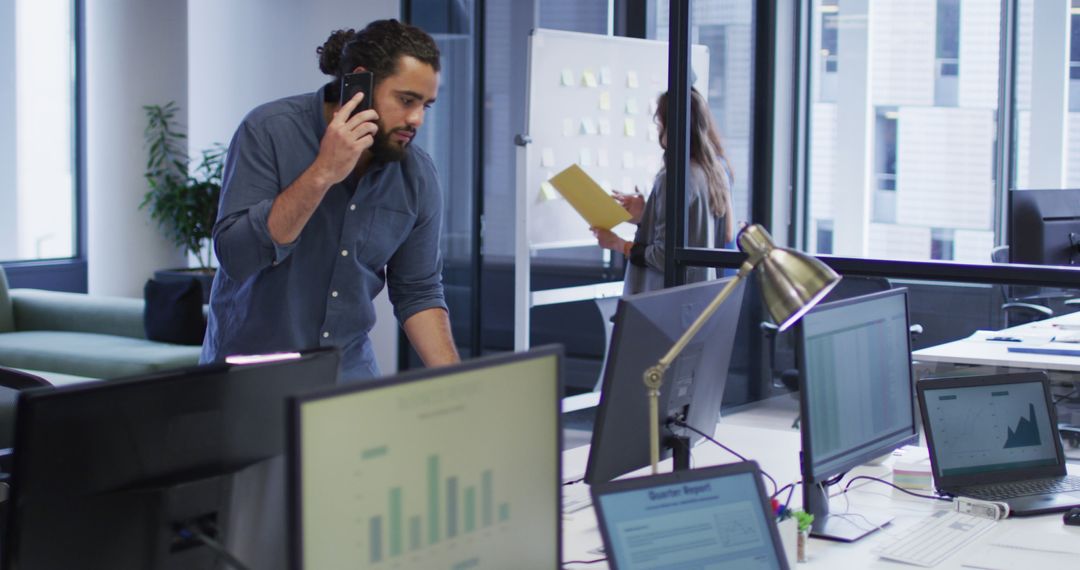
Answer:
[644,224,841,473]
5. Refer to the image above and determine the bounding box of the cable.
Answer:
[563,477,585,486]
[178,523,251,570]
[563,558,608,566]
[668,418,779,498]
[842,475,952,503]
[1053,385,1080,405]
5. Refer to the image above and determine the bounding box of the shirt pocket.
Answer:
[355,206,415,268]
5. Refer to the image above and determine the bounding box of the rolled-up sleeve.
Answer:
[386,175,447,326]
[213,121,299,282]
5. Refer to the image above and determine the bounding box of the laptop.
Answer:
[917,372,1080,516]
[590,461,789,570]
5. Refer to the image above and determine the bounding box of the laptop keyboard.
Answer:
[964,475,1080,501]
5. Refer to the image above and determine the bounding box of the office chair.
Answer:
[991,246,1055,327]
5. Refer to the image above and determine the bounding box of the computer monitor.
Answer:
[586,278,745,484]
[1009,188,1080,265]
[289,346,562,570]
[591,461,789,570]
[796,288,918,542]
[4,347,341,570]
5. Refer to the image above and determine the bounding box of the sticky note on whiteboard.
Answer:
[622,151,635,169]
[561,69,575,86]
[540,181,559,202]
[625,98,640,115]
[600,67,612,85]
[582,69,598,87]
[599,92,611,111]
[598,118,611,136]
[580,117,598,135]
[541,148,555,168]
[627,71,639,88]
[624,118,637,137]
[579,148,593,167]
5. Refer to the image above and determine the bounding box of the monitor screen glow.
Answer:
[292,348,562,570]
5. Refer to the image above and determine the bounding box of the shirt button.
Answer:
[350,204,357,211]
[331,291,339,298]
[341,249,348,256]
[322,331,330,338]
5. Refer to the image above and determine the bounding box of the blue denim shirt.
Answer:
[200,87,447,381]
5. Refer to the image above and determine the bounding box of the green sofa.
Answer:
[0,267,202,383]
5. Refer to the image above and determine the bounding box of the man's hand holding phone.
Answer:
[314,91,379,186]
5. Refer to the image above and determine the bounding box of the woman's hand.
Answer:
[613,189,645,224]
[592,227,629,256]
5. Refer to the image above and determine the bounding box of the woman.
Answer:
[592,87,735,295]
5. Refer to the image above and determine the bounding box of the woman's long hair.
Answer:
[655,88,735,244]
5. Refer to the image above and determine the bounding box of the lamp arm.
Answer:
[645,260,755,473]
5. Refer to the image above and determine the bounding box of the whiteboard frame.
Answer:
[514,28,711,351]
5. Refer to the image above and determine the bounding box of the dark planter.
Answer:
[153,268,215,304]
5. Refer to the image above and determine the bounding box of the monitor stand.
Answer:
[664,434,691,471]
[804,482,892,542]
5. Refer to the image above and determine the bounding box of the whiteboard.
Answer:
[522,29,710,249]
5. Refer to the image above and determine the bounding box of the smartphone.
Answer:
[340,71,373,117]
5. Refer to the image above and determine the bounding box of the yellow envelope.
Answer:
[547,165,632,231]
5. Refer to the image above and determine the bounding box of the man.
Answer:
[201,20,459,380]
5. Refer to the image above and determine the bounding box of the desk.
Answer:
[561,398,1080,568]
[912,311,1080,436]
[913,310,1080,373]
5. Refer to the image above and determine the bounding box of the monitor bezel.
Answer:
[5,346,341,570]
[916,371,1065,491]
[589,460,790,570]
[287,345,564,570]
[796,287,919,485]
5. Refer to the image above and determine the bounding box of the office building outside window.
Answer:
[806,0,999,263]
[0,0,76,263]
[1014,2,1080,196]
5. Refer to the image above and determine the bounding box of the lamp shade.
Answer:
[738,224,841,332]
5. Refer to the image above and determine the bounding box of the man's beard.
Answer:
[371,125,415,163]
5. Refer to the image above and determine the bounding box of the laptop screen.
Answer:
[923,379,1059,477]
[593,467,786,570]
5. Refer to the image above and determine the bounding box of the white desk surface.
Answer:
[561,397,1080,569]
[913,310,1080,372]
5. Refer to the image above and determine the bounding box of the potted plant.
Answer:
[141,101,225,302]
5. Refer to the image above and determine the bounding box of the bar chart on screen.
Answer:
[296,352,560,570]
[356,447,514,567]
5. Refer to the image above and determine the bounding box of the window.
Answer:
[815,219,834,255]
[819,0,839,102]
[804,0,998,263]
[930,227,955,260]
[0,0,77,263]
[873,107,898,223]
[1015,2,1080,191]
[1070,1,1080,112]
[935,0,961,107]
